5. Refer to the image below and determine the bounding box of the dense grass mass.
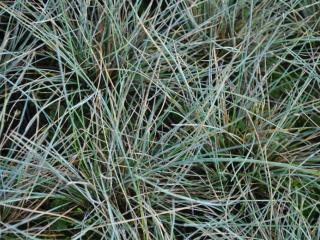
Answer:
[1,0,320,239]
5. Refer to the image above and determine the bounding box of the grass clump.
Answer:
[1,0,320,239]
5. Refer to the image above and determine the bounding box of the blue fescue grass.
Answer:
[1,0,320,239]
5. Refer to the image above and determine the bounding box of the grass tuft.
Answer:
[1,0,320,239]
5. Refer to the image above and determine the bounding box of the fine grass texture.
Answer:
[1,0,320,239]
